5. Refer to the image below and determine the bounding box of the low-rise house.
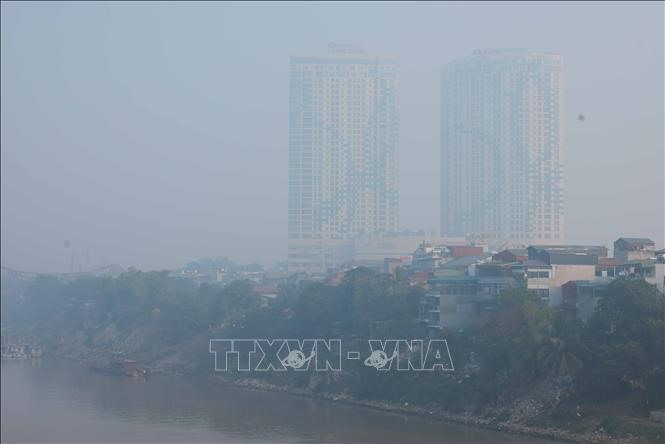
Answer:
[433,254,492,278]
[656,249,665,263]
[411,242,485,271]
[511,260,553,300]
[412,242,452,270]
[419,292,441,331]
[253,284,279,307]
[595,257,621,278]
[526,245,605,306]
[476,260,517,277]
[562,279,611,322]
[656,252,665,292]
[409,271,431,288]
[492,248,529,263]
[527,245,608,262]
[614,238,655,264]
[253,284,279,299]
[609,238,663,293]
[427,275,518,330]
[419,238,663,332]
[592,238,664,293]
[450,245,485,258]
[419,254,512,331]
[352,235,465,266]
[619,260,665,293]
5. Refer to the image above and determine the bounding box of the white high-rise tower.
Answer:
[288,45,399,273]
[440,49,564,246]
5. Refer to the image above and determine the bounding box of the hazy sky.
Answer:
[1,2,663,272]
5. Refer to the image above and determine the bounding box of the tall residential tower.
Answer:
[288,45,399,273]
[440,49,564,246]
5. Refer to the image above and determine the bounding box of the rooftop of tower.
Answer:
[291,44,398,64]
[469,48,561,58]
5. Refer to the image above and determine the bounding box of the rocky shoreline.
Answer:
[16,338,649,444]
[213,376,640,444]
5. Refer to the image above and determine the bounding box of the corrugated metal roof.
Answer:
[547,253,598,265]
[429,275,517,285]
[566,279,612,289]
[615,237,655,246]
[429,275,478,283]
[530,245,607,256]
[504,249,528,255]
[517,260,552,269]
[440,254,491,269]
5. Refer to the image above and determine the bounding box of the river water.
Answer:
[1,358,556,443]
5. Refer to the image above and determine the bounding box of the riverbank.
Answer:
[212,376,641,444]
[1,358,561,444]
[9,336,659,444]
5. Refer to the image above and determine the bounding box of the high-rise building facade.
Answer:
[440,49,564,246]
[288,45,399,273]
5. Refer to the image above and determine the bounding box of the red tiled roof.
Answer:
[451,246,484,257]
[598,258,620,266]
[253,285,279,294]
[409,272,430,285]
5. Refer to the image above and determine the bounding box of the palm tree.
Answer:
[535,312,589,379]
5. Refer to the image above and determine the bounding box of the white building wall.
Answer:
[288,50,399,272]
[548,264,596,306]
[647,263,665,293]
[440,49,564,246]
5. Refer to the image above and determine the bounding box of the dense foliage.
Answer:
[2,269,663,418]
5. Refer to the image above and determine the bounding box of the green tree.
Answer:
[581,278,665,407]
[535,311,588,379]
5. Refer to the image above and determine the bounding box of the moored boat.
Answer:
[90,358,148,378]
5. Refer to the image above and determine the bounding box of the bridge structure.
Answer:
[0,264,124,290]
